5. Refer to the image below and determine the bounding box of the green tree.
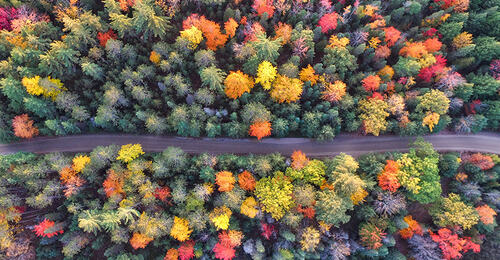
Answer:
[199,65,226,93]
[315,190,353,226]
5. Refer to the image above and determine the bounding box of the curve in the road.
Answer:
[0,133,499,157]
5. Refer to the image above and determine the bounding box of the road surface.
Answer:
[0,133,499,156]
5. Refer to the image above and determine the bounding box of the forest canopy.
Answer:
[0,0,498,142]
[0,139,499,259]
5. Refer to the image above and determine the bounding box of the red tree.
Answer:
[362,75,382,92]
[97,29,117,47]
[318,12,339,33]
[430,228,480,260]
[34,219,63,238]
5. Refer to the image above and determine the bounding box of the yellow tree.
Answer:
[72,155,91,173]
[255,61,277,90]
[116,144,145,163]
[170,217,192,242]
[224,71,255,99]
[358,98,389,136]
[321,80,346,102]
[180,26,203,49]
[299,65,319,85]
[269,74,303,103]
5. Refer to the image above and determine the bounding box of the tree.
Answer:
[252,0,275,18]
[224,71,254,99]
[299,65,319,85]
[318,12,339,33]
[315,190,353,226]
[180,26,203,49]
[424,38,443,53]
[34,219,63,238]
[12,114,39,139]
[237,171,256,191]
[255,171,294,220]
[224,18,238,38]
[300,227,320,252]
[249,121,272,140]
[476,204,497,225]
[362,75,382,92]
[215,171,235,192]
[209,206,232,230]
[383,26,401,47]
[200,66,226,93]
[465,153,494,170]
[72,155,91,173]
[430,228,480,260]
[358,98,389,136]
[170,217,192,242]
[291,150,309,170]
[255,61,277,90]
[416,90,450,115]
[322,80,346,102]
[130,232,153,250]
[132,0,171,41]
[286,159,326,186]
[399,215,423,239]
[378,160,401,192]
[240,197,258,218]
[359,222,386,250]
[116,144,144,163]
[430,193,479,230]
[269,74,303,103]
[399,42,428,58]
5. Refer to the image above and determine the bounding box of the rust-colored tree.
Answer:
[249,121,272,140]
[465,153,494,170]
[216,171,235,192]
[291,150,309,170]
[12,114,39,139]
[238,171,256,191]
[377,160,401,192]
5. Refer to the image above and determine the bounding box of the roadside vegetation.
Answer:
[0,139,498,259]
[0,0,499,142]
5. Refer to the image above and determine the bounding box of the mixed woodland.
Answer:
[0,0,499,142]
[0,139,499,259]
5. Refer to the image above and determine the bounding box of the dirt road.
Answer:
[1,133,499,156]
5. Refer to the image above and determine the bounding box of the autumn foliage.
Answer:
[34,219,64,238]
[130,232,153,250]
[238,171,256,191]
[362,75,382,92]
[322,80,347,102]
[216,171,235,192]
[183,14,228,50]
[224,71,255,99]
[252,0,275,18]
[476,205,497,225]
[97,29,117,47]
[430,228,480,260]
[249,121,272,140]
[383,27,401,47]
[291,150,309,170]
[318,12,339,33]
[465,153,494,170]
[103,169,125,198]
[399,215,422,239]
[12,114,39,139]
[378,160,401,192]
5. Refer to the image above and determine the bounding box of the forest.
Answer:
[0,0,499,142]
[0,139,498,259]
